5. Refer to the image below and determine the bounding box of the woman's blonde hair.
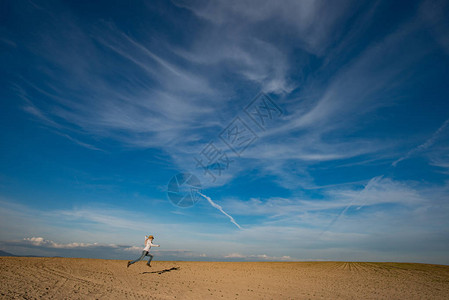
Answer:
[147,235,154,239]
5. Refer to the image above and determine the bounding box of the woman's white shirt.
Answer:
[143,239,160,251]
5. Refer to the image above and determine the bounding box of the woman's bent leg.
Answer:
[146,253,154,265]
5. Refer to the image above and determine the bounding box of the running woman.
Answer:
[127,235,160,268]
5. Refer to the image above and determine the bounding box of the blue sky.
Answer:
[1,0,449,263]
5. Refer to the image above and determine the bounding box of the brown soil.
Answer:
[1,257,449,299]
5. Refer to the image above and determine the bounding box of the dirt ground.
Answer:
[1,257,449,299]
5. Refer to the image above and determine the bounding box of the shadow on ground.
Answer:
[142,267,180,275]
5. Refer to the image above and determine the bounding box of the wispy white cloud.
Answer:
[224,252,294,261]
[8,0,443,192]
[224,10,439,187]
[174,0,358,55]
[166,5,433,189]
[23,237,104,249]
[11,6,225,153]
[123,246,141,252]
[225,176,425,220]
[419,0,449,55]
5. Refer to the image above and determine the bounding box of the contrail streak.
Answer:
[392,118,449,166]
[320,176,382,237]
[198,192,242,230]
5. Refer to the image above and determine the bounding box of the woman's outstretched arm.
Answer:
[149,241,160,247]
